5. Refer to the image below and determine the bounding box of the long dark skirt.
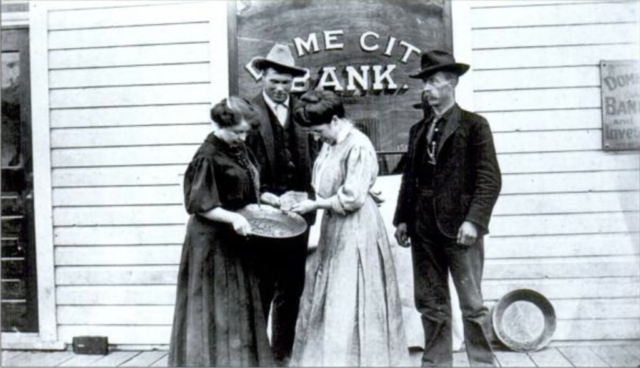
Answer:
[168,215,273,367]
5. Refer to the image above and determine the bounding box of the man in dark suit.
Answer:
[245,43,318,366]
[394,50,502,367]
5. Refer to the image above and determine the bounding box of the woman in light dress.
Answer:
[289,91,409,367]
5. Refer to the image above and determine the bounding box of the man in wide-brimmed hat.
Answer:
[245,43,318,366]
[393,50,502,367]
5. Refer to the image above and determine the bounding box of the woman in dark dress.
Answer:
[168,97,274,367]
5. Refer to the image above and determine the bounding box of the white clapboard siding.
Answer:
[49,63,210,89]
[54,225,187,246]
[473,23,639,49]
[485,233,640,259]
[469,1,639,344]
[44,1,185,11]
[471,1,639,28]
[491,212,639,237]
[493,129,601,153]
[51,171,640,205]
[51,104,211,128]
[51,125,211,148]
[48,2,208,30]
[485,298,640,320]
[43,1,225,349]
[52,165,186,187]
[484,108,602,132]
[52,211,639,247]
[473,43,640,70]
[57,297,640,326]
[483,277,640,300]
[474,66,600,91]
[55,246,183,266]
[51,147,640,172]
[56,266,179,286]
[53,206,188,226]
[471,1,640,347]
[51,145,197,168]
[52,191,639,227]
[551,320,640,341]
[54,277,639,307]
[475,87,601,112]
[52,232,640,267]
[58,326,172,345]
[52,125,602,152]
[49,22,209,49]
[484,255,640,280]
[49,43,210,69]
[51,171,639,207]
[57,306,175,325]
[494,191,639,215]
[57,319,640,344]
[50,84,210,109]
[497,151,639,174]
[501,170,640,194]
[471,1,618,10]
[56,285,177,306]
[54,255,638,286]
[53,186,183,206]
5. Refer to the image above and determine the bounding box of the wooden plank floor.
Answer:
[2,344,640,367]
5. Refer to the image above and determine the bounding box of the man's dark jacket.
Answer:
[393,104,501,238]
[245,94,318,224]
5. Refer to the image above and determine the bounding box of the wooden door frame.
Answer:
[1,2,62,350]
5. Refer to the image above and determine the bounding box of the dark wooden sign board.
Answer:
[228,0,452,174]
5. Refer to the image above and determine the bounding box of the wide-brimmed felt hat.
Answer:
[251,44,307,77]
[409,50,469,80]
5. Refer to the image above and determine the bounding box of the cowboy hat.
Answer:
[251,43,307,77]
[409,50,470,80]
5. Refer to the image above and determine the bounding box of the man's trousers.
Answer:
[411,192,496,367]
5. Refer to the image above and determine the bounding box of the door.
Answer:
[1,28,39,333]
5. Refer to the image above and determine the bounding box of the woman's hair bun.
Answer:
[293,90,345,128]
[210,98,236,127]
[210,96,260,128]
[300,93,321,104]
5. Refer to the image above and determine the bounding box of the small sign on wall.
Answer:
[600,60,640,151]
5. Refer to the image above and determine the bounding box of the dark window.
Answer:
[2,28,39,333]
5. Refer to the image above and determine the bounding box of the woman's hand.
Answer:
[260,192,281,208]
[231,214,252,237]
[290,199,318,215]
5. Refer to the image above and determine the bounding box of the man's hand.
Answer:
[394,223,411,248]
[260,192,281,208]
[457,221,478,246]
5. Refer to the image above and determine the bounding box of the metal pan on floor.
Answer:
[492,288,557,352]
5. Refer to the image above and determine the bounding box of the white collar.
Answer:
[262,91,290,112]
[334,122,352,145]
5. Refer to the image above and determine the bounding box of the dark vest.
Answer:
[266,106,303,195]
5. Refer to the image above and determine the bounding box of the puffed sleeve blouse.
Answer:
[312,126,379,216]
[183,133,260,215]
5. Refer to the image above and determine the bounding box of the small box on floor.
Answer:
[72,336,109,355]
